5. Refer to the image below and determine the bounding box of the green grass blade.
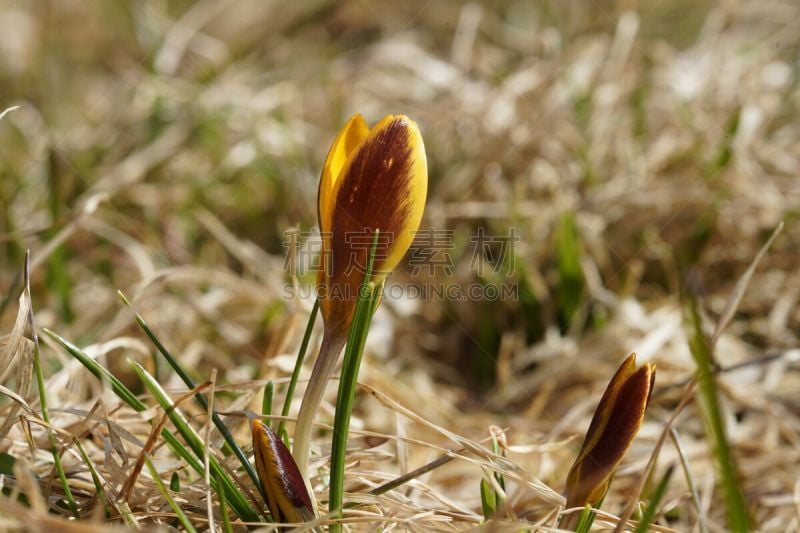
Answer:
[144,453,198,533]
[634,465,674,533]
[262,380,274,427]
[564,493,605,532]
[219,481,233,533]
[490,435,505,510]
[555,212,584,328]
[669,427,707,533]
[43,328,144,409]
[45,328,198,469]
[170,472,181,492]
[129,360,260,523]
[278,298,319,440]
[328,231,381,533]
[479,477,496,520]
[328,285,377,531]
[33,340,79,517]
[73,437,112,518]
[42,328,258,522]
[479,434,505,520]
[684,296,751,532]
[118,291,263,497]
[573,504,596,533]
[25,252,79,518]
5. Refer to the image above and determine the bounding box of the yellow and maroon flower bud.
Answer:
[293,114,428,477]
[316,113,428,336]
[252,419,315,524]
[564,353,656,512]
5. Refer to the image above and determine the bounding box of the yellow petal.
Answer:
[375,115,427,277]
[318,114,370,235]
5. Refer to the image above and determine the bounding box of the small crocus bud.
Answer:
[251,419,315,524]
[564,354,656,515]
[293,114,428,476]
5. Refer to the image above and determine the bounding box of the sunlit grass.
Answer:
[0,1,797,531]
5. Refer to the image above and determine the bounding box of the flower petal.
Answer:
[564,354,655,509]
[318,114,370,236]
[251,419,315,523]
[330,115,426,275]
[575,353,638,466]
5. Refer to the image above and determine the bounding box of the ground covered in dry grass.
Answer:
[1,1,799,531]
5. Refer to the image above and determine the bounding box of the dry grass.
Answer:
[1,0,799,531]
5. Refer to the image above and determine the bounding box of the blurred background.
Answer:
[1,0,798,530]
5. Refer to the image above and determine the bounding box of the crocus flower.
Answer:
[293,114,428,476]
[564,353,656,516]
[316,113,428,334]
[252,419,315,524]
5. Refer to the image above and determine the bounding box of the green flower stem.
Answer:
[278,298,319,440]
[292,330,346,478]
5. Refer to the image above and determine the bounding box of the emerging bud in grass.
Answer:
[293,114,428,476]
[564,353,656,513]
[252,419,315,524]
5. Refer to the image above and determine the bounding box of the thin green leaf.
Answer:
[669,428,707,533]
[634,465,675,533]
[219,482,233,533]
[262,381,274,426]
[118,290,263,499]
[43,328,258,522]
[479,434,505,520]
[490,434,505,510]
[278,299,319,439]
[25,252,79,518]
[480,478,496,520]
[43,329,144,409]
[555,212,584,327]
[278,425,290,449]
[73,437,112,518]
[144,454,198,533]
[574,504,596,533]
[685,296,751,532]
[129,360,260,523]
[328,231,381,533]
